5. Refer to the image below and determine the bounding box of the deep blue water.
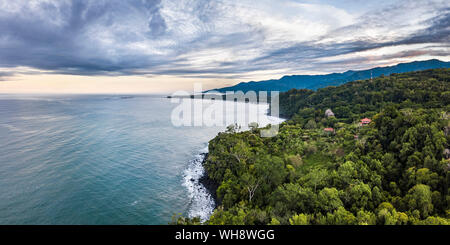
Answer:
[0,94,281,224]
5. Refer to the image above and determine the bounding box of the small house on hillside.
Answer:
[325,109,335,118]
[444,149,450,159]
[324,128,335,133]
[360,118,372,126]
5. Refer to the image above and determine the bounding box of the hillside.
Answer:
[279,68,450,118]
[208,59,450,93]
[175,69,450,225]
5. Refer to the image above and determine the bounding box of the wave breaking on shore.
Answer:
[182,146,215,222]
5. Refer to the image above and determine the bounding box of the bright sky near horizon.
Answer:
[0,0,449,94]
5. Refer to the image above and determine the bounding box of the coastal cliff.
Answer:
[198,153,221,209]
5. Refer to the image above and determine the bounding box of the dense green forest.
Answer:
[175,69,450,225]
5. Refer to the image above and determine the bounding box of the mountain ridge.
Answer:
[207,59,450,93]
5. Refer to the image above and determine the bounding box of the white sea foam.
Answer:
[182,145,215,222]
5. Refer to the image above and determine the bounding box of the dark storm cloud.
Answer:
[0,0,170,75]
[396,10,450,45]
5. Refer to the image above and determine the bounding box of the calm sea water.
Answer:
[0,94,282,224]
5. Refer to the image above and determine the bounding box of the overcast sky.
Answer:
[0,0,449,93]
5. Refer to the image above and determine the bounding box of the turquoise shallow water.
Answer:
[0,94,282,224]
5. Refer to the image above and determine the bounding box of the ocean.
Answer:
[0,94,282,224]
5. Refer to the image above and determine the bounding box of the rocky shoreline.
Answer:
[198,153,221,209]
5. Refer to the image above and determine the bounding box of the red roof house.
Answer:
[324,128,335,133]
[360,118,372,125]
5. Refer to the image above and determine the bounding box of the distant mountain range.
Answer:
[208,59,450,93]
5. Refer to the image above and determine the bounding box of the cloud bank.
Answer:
[0,0,449,81]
